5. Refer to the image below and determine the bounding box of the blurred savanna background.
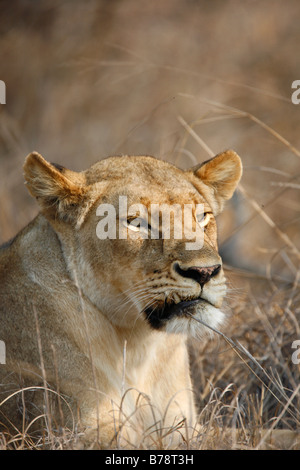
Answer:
[0,0,300,449]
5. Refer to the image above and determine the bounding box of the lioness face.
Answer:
[24,151,242,337]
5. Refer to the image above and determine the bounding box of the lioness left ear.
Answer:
[189,150,242,214]
[24,151,87,224]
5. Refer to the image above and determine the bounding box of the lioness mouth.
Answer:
[145,297,207,329]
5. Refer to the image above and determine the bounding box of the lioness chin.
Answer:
[0,150,242,448]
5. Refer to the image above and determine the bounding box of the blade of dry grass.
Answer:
[189,314,300,426]
[32,305,54,448]
[104,44,291,104]
[177,111,300,261]
[255,384,300,450]
[178,94,300,158]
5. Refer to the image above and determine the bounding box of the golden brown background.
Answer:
[1,0,300,445]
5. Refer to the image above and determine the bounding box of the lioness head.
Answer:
[24,150,242,336]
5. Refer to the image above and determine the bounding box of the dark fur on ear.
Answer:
[188,150,242,214]
[24,152,88,224]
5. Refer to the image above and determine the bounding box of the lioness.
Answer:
[0,150,242,448]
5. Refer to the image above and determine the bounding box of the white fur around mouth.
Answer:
[145,295,224,334]
[165,303,225,337]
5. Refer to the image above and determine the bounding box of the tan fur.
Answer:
[0,150,242,448]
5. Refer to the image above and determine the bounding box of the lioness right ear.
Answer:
[24,152,87,223]
[188,150,242,214]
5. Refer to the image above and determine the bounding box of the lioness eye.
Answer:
[197,212,211,229]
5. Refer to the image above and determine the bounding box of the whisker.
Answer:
[117,288,151,309]
[110,288,156,322]
[114,294,156,325]
[135,295,163,325]
[113,279,151,299]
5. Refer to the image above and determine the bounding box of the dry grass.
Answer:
[1,0,300,450]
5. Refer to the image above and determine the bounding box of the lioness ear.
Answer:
[23,151,87,223]
[189,150,242,214]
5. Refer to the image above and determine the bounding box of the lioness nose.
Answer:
[175,263,221,288]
